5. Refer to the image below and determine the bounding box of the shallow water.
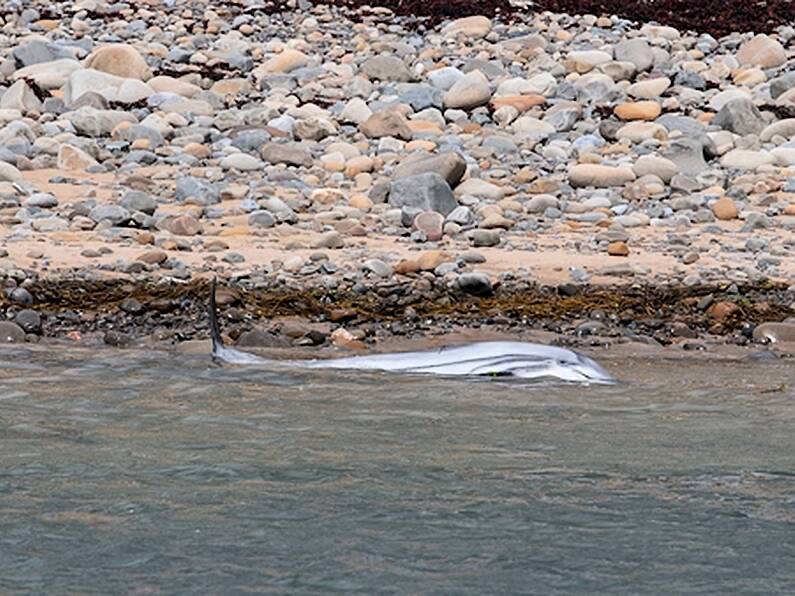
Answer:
[0,346,794,594]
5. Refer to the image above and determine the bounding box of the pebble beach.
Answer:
[0,0,794,354]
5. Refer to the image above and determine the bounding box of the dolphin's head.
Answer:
[565,353,615,383]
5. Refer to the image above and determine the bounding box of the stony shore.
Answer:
[0,1,794,355]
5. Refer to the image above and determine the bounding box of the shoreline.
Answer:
[2,275,793,358]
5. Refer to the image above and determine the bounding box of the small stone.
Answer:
[57,144,98,170]
[161,214,201,236]
[417,250,452,271]
[259,49,308,74]
[14,309,41,334]
[413,211,445,241]
[711,197,738,220]
[607,241,630,257]
[359,110,412,141]
[443,70,491,110]
[614,101,661,121]
[457,272,493,297]
[119,298,144,315]
[363,258,392,278]
[136,250,167,264]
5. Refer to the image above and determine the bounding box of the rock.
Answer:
[720,149,775,170]
[175,177,220,204]
[443,70,491,110]
[340,98,372,124]
[632,154,677,183]
[393,152,466,186]
[760,119,795,142]
[312,231,344,249]
[388,173,457,216]
[220,153,263,171]
[136,249,168,264]
[294,116,336,141]
[614,101,661,121]
[12,40,73,67]
[121,188,157,213]
[707,301,740,322]
[0,80,42,112]
[261,143,313,167]
[160,214,201,236]
[616,122,667,142]
[0,161,23,182]
[457,272,493,297]
[712,97,765,136]
[63,107,136,137]
[511,116,555,138]
[569,164,636,188]
[248,210,275,228]
[259,49,308,74]
[363,258,393,278]
[148,76,201,97]
[454,178,505,201]
[89,204,130,225]
[57,144,98,170]
[663,138,709,175]
[0,321,25,343]
[442,15,492,38]
[736,34,786,69]
[359,110,412,140]
[470,229,501,247]
[85,44,152,80]
[413,211,444,241]
[711,196,738,220]
[360,56,412,82]
[543,101,582,131]
[14,309,41,334]
[566,50,612,72]
[12,59,81,90]
[627,77,670,99]
[607,241,630,256]
[614,38,654,71]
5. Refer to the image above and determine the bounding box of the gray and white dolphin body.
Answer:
[209,283,615,383]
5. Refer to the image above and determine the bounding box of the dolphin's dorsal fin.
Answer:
[208,277,223,358]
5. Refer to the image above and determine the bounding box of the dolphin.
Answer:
[208,281,615,383]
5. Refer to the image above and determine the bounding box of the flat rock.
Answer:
[569,164,636,188]
[360,56,412,82]
[442,16,492,38]
[720,149,775,170]
[360,110,412,140]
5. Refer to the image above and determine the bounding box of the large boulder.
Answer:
[712,97,765,136]
[85,44,152,80]
[388,173,458,216]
